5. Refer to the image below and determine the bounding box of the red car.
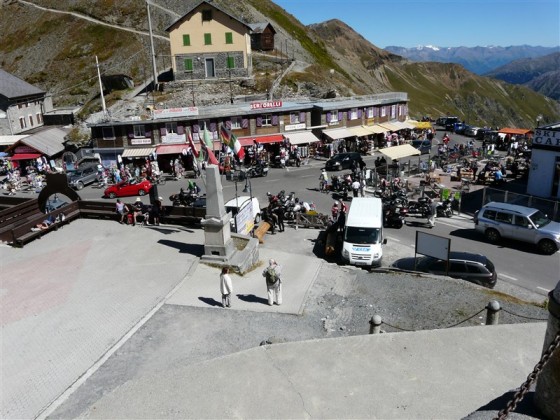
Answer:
[104,179,153,199]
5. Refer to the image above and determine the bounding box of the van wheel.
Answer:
[485,228,501,243]
[538,239,557,255]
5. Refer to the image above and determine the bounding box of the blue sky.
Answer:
[273,0,560,48]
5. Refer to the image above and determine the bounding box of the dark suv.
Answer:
[68,165,99,190]
[411,139,432,155]
[325,152,361,171]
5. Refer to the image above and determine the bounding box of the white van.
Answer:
[342,197,386,267]
[224,196,261,235]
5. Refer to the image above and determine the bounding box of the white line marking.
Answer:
[301,175,315,178]
[537,286,550,292]
[386,237,400,242]
[264,179,279,183]
[499,274,518,281]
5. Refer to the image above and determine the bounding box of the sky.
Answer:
[273,0,560,48]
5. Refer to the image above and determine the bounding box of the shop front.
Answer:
[322,127,357,156]
[527,125,560,199]
[238,134,285,165]
[283,130,320,158]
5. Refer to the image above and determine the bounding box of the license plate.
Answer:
[354,261,368,266]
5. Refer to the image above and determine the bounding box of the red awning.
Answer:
[9,153,41,160]
[238,134,284,146]
[156,144,187,155]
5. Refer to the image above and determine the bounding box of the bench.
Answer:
[254,222,271,243]
[10,202,80,248]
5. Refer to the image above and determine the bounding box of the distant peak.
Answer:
[416,45,440,51]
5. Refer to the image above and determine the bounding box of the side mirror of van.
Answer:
[383,238,387,245]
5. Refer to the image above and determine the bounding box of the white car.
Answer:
[224,196,261,233]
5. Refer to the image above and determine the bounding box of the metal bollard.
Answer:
[485,300,501,325]
[534,281,560,418]
[369,315,382,334]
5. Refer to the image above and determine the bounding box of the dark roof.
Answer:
[165,0,252,32]
[248,22,276,34]
[0,69,45,100]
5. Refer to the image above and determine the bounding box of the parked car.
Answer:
[411,139,432,155]
[104,179,153,199]
[67,164,99,190]
[453,123,469,135]
[325,152,362,171]
[474,202,560,255]
[465,126,481,137]
[444,117,460,131]
[417,252,497,288]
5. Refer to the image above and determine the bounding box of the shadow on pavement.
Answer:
[469,390,543,418]
[198,297,223,307]
[236,294,268,305]
[158,239,205,256]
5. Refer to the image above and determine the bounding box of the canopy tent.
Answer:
[155,144,187,155]
[368,124,389,134]
[322,127,356,140]
[392,121,416,130]
[122,147,156,158]
[378,122,401,131]
[349,126,374,137]
[238,134,284,146]
[378,144,421,160]
[498,128,533,136]
[284,131,320,145]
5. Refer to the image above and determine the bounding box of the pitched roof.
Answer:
[165,0,251,32]
[248,22,276,34]
[7,127,68,156]
[0,69,45,100]
[498,128,533,135]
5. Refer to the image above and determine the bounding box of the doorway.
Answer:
[205,58,215,78]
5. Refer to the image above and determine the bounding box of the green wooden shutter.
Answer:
[227,56,235,69]
[204,33,212,45]
[225,32,233,44]
[184,58,193,71]
[182,34,190,46]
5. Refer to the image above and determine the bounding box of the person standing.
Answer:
[220,267,233,308]
[427,198,438,228]
[115,199,129,224]
[263,259,282,306]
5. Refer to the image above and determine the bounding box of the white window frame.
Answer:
[230,117,242,129]
[367,107,374,118]
[290,113,300,124]
[166,122,177,134]
[391,105,397,118]
[350,108,358,120]
[133,125,146,138]
[330,110,339,123]
[36,112,43,124]
[19,116,26,129]
[262,114,272,126]
[28,114,34,127]
[380,107,386,118]
[102,127,115,140]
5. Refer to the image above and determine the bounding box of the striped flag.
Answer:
[186,128,199,159]
[220,124,245,160]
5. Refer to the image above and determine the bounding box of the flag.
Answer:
[186,128,199,159]
[201,126,220,166]
[220,124,245,160]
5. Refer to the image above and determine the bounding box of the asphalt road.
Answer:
[13,129,558,296]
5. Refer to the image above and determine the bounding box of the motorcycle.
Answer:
[169,188,198,206]
[246,162,269,178]
[407,197,431,218]
[436,199,453,218]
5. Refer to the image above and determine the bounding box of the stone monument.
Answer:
[200,165,235,263]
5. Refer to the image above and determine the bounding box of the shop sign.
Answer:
[162,133,186,144]
[250,100,282,110]
[15,146,37,153]
[130,138,152,145]
[533,129,560,149]
[285,123,306,131]
[153,107,199,119]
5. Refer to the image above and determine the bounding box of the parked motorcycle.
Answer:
[246,162,269,178]
[436,199,453,218]
[169,188,198,206]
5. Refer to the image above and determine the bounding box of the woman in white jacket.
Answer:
[220,267,233,308]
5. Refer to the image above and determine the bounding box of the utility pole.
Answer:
[95,55,107,119]
[146,0,158,91]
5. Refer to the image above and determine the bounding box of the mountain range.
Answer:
[1,0,558,128]
[384,45,559,75]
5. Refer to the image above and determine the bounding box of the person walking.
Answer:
[219,267,233,308]
[115,199,129,224]
[263,259,282,306]
[427,198,438,228]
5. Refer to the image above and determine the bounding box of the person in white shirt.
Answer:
[219,267,233,308]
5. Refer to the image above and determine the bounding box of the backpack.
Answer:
[265,267,279,286]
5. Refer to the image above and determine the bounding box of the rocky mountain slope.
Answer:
[1,0,558,128]
[484,52,560,100]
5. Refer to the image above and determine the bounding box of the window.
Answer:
[29,115,34,126]
[482,210,496,220]
[19,117,26,129]
[204,33,212,45]
[467,264,484,274]
[495,212,512,224]
[199,120,208,131]
[330,110,338,123]
[262,114,272,126]
[391,105,397,118]
[514,216,529,227]
[166,122,177,134]
[36,113,43,124]
[102,127,115,140]
[18,104,23,109]
[184,58,193,72]
[202,9,212,21]
[349,108,358,120]
[225,32,233,44]
[227,56,235,69]
[380,107,386,117]
[367,107,374,118]
[231,117,242,129]
[134,125,146,138]
[449,261,466,273]
[182,34,190,46]
[290,113,300,124]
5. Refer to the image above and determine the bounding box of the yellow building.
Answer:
[165,0,253,81]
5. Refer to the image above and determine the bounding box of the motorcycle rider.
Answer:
[331,201,340,219]
[319,169,329,192]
